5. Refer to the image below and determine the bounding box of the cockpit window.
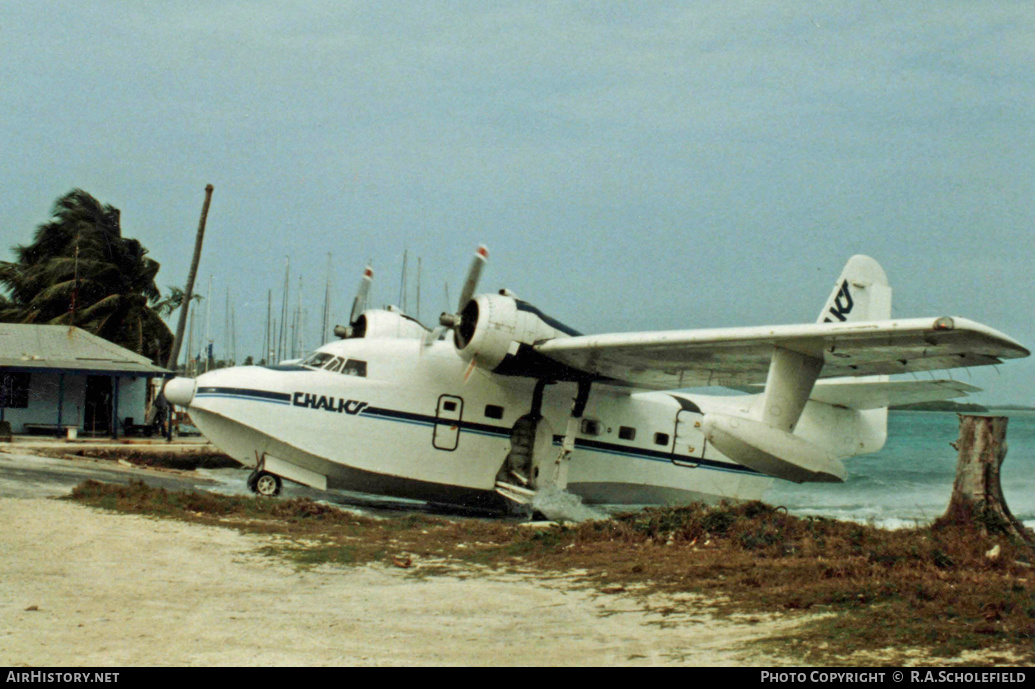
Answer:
[342,359,367,377]
[301,352,366,377]
[301,352,335,369]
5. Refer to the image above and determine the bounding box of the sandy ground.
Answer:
[0,496,810,666]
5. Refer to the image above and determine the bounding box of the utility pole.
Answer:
[166,184,213,371]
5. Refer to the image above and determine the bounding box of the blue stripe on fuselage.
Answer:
[190,389,759,477]
[195,387,292,404]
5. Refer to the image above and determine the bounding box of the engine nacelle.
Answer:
[335,308,427,340]
[454,294,583,378]
[701,413,846,484]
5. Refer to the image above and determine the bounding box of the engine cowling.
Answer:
[453,294,584,379]
[334,308,427,340]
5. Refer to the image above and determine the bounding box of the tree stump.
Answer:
[937,414,1034,545]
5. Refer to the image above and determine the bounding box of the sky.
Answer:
[2,2,1033,404]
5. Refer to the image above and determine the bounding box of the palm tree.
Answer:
[0,189,173,365]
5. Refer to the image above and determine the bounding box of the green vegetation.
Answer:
[0,189,174,364]
[66,479,1035,665]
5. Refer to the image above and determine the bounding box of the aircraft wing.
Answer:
[534,316,1030,390]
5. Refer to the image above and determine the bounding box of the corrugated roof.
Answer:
[0,324,170,376]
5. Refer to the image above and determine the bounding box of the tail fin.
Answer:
[818,255,891,323]
[708,256,895,483]
[816,255,890,456]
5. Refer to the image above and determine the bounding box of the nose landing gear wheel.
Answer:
[251,471,282,497]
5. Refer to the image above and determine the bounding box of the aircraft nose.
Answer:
[164,377,197,406]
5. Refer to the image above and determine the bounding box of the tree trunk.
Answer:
[938,414,1033,544]
[166,184,213,371]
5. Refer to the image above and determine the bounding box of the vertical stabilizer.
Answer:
[755,256,893,435]
[817,255,891,323]
[705,256,897,482]
[816,255,891,453]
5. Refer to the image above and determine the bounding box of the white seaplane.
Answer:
[163,249,1029,512]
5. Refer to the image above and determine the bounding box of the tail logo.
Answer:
[823,280,855,322]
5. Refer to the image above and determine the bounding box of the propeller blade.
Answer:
[349,265,374,324]
[422,324,447,349]
[456,245,488,311]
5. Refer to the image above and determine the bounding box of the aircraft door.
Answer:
[433,395,464,451]
[671,409,706,468]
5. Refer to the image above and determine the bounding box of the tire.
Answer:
[253,471,282,497]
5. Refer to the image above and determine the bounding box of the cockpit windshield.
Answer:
[301,352,336,369]
[300,351,367,377]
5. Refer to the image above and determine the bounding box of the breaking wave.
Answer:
[531,486,610,523]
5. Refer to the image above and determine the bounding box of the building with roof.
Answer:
[0,324,172,437]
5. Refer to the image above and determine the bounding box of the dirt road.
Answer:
[0,496,805,666]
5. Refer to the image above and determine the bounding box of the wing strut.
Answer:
[755,347,823,431]
[702,346,846,483]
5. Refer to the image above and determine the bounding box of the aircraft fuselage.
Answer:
[176,337,790,511]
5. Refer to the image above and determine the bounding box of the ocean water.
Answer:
[766,410,1035,529]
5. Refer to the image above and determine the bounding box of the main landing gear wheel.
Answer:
[250,471,282,497]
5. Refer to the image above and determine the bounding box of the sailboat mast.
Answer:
[322,252,332,343]
[278,258,290,362]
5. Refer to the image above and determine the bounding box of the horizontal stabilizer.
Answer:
[733,379,981,410]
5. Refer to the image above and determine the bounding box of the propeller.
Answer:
[334,264,374,339]
[349,265,374,324]
[422,244,488,348]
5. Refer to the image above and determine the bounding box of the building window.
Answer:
[0,372,30,409]
[484,404,504,419]
[619,426,636,441]
[654,432,670,446]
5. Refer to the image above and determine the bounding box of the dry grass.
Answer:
[65,480,1035,665]
[63,448,240,471]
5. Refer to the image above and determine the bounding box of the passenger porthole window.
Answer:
[581,419,601,436]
